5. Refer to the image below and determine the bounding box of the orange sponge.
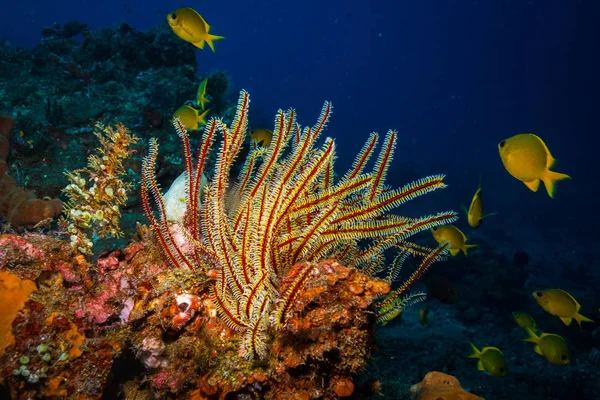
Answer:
[410,371,484,400]
[0,270,37,355]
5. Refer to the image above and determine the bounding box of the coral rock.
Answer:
[410,371,485,400]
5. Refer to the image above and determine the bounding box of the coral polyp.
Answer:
[141,90,456,360]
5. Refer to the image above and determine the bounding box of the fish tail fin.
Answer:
[523,327,540,344]
[573,312,594,328]
[542,170,571,199]
[463,244,478,256]
[205,34,225,53]
[481,212,497,219]
[467,342,481,359]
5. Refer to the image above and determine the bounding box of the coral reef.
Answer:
[0,90,455,399]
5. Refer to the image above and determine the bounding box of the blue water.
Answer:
[1,1,599,397]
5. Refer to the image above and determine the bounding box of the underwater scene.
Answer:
[0,1,598,399]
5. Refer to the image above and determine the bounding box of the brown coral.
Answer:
[0,115,63,227]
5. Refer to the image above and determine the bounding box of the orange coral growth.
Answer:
[410,371,484,400]
[45,312,86,359]
[0,270,36,355]
[0,115,63,227]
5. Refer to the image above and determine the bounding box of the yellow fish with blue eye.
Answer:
[461,176,495,228]
[467,342,508,377]
[498,133,570,198]
[167,8,224,53]
[431,225,477,256]
[523,327,570,365]
[172,105,210,131]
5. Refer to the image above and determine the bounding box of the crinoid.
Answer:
[141,90,456,359]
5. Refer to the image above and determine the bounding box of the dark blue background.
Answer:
[2,1,599,246]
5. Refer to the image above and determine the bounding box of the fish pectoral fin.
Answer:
[476,360,485,371]
[523,179,540,192]
[533,345,543,355]
[542,170,571,199]
[449,248,461,257]
[559,317,572,326]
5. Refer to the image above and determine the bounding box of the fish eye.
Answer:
[170,13,177,20]
[561,355,567,360]
[499,367,505,374]
[535,291,542,297]
[499,140,506,148]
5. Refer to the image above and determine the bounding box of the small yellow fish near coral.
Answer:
[250,129,274,147]
[532,289,593,327]
[512,311,540,334]
[172,105,210,131]
[167,8,224,52]
[523,327,570,365]
[461,176,495,228]
[498,133,570,198]
[196,78,210,110]
[467,342,508,377]
[431,225,476,256]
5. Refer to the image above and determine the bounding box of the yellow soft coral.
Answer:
[60,123,138,255]
[0,270,36,355]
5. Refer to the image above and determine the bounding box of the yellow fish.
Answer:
[461,176,495,228]
[431,225,477,256]
[498,133,570,198]
[512,311,539,334]
[467,342,508,377]
[523,327,570,365]
[532,289,593,327]
[172,105,210,131]
[196,78,210,110]
[167,8,224,52]
[250,129,273,147]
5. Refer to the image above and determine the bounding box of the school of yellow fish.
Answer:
[164,7,593,381]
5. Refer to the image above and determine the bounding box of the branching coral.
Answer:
[60,123,138,255]
[141,90,456,360]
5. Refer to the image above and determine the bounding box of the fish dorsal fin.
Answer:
[559,289,580,310]
[188,8,210,32]
[524,179,540,192]
[530,134,555,169]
